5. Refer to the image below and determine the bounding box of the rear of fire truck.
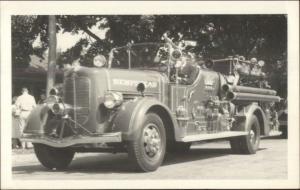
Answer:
[212,57,281,154]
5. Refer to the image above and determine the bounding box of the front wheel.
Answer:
[33,143,75,170]
[128,113,166,172]
[230,115,260,154]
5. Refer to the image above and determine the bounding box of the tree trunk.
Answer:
[47,15,57,96]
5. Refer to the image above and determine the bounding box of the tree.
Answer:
[47,15,57,95]
[12,15,287,67]
[12,15,287,98]
[12,15,48,70]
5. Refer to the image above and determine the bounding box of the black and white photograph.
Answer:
[1,1,299,189]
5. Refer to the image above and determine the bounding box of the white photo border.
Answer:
[1,1,299,189]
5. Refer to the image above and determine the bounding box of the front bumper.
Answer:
[21,132,122,148]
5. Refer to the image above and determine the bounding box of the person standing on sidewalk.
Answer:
[15,87,36,149]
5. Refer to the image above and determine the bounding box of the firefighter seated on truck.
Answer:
[233,57,255,86]
[248,58,266,87]
[253,60,271,88]
[251,60,265,77]
[176,53,199,85]
[228,55,244,85]
[234,56,250,76]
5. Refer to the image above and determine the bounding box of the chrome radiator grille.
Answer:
[64,76,91,125]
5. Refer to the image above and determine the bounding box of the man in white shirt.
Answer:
[15,87,36,148]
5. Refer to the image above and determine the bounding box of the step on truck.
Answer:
[22,34,281,172]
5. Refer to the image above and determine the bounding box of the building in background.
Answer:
[12,67,63,101]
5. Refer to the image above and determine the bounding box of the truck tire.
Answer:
[128,113,166,172]
[33,143,75,170]
[167,142,191,153]
[230,115,260,154]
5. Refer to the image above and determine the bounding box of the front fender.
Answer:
[23,105,50,134]
[112,97,178,141]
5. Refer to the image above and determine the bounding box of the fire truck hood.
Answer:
[69,67,164,94]
[106,69,162,93]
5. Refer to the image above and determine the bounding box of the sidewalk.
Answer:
[12,148,34,155]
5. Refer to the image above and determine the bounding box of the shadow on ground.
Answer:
[13,145,265,174]
[13,137,273,175]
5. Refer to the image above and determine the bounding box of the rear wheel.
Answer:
[33,143,75,170]
[230,115,260,154]
[128,113,166,172]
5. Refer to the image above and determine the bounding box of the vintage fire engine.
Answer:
[22,35,281,172]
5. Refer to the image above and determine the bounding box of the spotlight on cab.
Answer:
[93,54,107,68]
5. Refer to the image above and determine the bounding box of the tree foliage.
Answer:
[12,15,287,96]
[12,15,287,64]
[12,15,48,70]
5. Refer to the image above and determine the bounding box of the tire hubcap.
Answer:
[250,129,256,144]
[143,124,161,157]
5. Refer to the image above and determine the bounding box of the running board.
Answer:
[181,131,248,142]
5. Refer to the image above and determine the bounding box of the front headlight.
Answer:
[51,103,65,115]
[103,92,123,109]
[45,95,65,115]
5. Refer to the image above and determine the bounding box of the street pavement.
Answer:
[12,137,287,180]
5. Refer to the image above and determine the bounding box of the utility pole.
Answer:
[46,15,57,96]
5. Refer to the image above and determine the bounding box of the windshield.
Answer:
[109,43,169,71]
